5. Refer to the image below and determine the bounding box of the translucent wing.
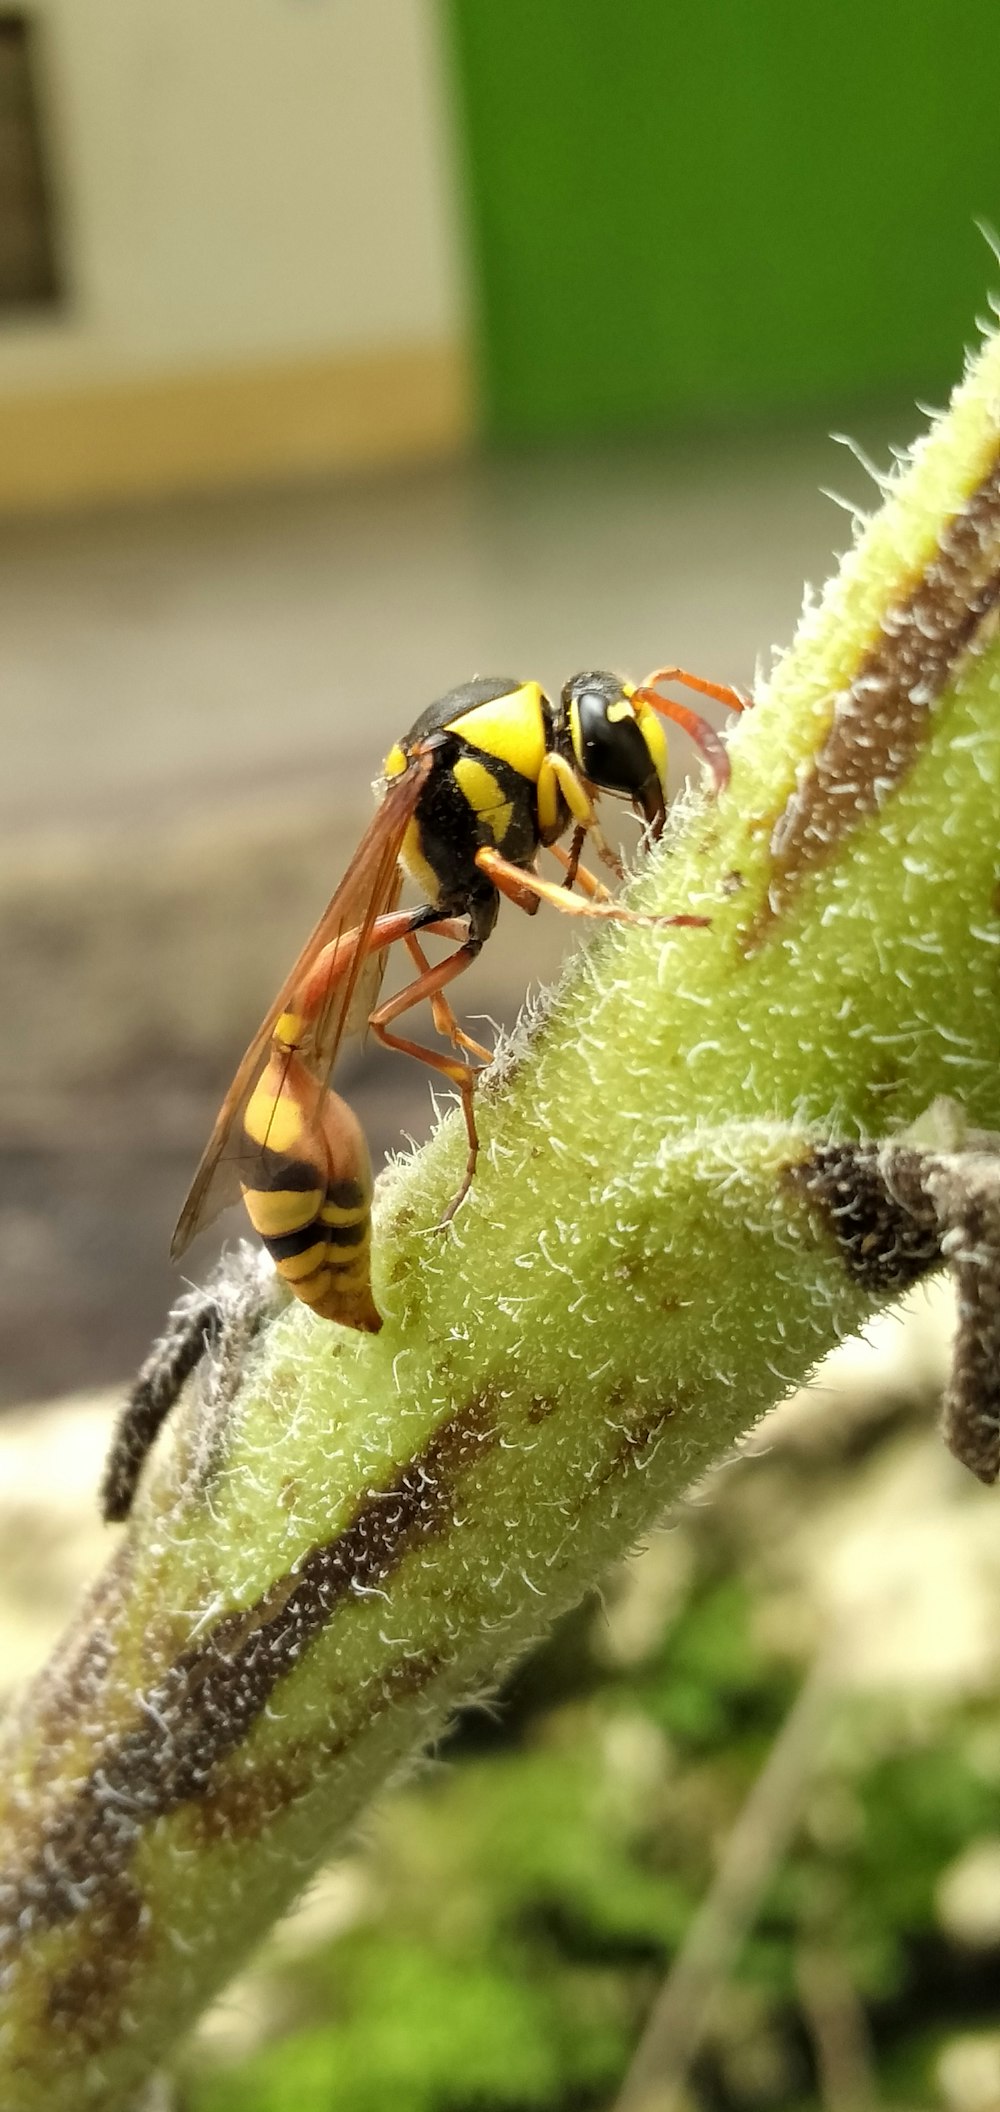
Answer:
[171,750,432,1260]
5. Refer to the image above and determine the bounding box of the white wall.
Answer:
[0,0,465,393]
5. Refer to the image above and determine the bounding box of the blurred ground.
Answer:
[0,418,904,1403]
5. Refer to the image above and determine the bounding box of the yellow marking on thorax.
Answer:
[452,756,513,843]
[399,816,443,905]
[383,742,408,779]
[446,681,548,784]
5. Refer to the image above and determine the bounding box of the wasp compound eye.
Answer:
[564,672,654,799]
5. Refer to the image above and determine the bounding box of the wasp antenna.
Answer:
[632,686,732,794]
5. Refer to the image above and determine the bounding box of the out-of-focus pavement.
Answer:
[0,420,905,1404]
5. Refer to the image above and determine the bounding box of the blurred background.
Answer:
[3,6,1000,2106]
[5,0,1000,1402]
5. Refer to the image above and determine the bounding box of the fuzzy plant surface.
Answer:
[2,322,1000,2110]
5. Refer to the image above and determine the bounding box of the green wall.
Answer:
[443,2,1000,441]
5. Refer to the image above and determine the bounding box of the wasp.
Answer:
[171,665,744,1336]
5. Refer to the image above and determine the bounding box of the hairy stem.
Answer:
[3,328,1000,2108]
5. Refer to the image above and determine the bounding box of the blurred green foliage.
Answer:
[184,1361,1000,2112]
[444,1,1000,441]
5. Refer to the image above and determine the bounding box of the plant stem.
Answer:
[3,327,1000,2108]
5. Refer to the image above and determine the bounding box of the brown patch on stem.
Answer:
[526,1392,560,1425]
[19,1538,136,1773]
[184,1647,445,1846]
[0,1391,499,2019]
[610,1400,678,1475]
[792,1134,1000,1486]
[788,1144,941,1295]
[746,455,1000,948]
[939,1174,1000,1486]
[44,1882,149,2055]
[888,1147,1000,1485]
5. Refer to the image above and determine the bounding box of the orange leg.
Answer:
[547,838,613,902]
[634,663,750,795]
[369,939,486,1224]
[571,814,625,883]
[404,930,492,1063]
[642,663,751,714]
[558,824,587,892]
[293,910,492,1225]
[475,845,709,930]
[294,908,470,1031]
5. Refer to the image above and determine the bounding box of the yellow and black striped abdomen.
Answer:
[241,1049,381,1332]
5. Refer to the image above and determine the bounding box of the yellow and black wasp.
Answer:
[171,664,744,1336]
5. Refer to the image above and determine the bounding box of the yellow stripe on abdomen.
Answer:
[244,1068,311,1158]
[240,1047,382,1333]
[242,1185,323,1238]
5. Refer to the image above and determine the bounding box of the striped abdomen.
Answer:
[240,1046,381,1333]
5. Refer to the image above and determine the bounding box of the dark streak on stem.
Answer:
[746,452,1000,949]
[788,1144,942,1296]
[886,1146,1000,1485]
[790,1132,1000,1487]
[0,1389,501,2048]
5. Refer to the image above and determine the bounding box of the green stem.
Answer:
[3,327,1000,2109]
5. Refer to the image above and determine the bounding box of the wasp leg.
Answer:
[547,839,613,902]
[403,931,493,1064]
[634,664,749,795]
[537,751,625,880]
[475,846,710,930]
[557,824,588,892]
[294,908,471,1029]
[369,939,485,1224]
[642,663,751,714]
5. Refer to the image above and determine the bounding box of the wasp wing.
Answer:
[170,751,431,1261]
[321,860,403,1053]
